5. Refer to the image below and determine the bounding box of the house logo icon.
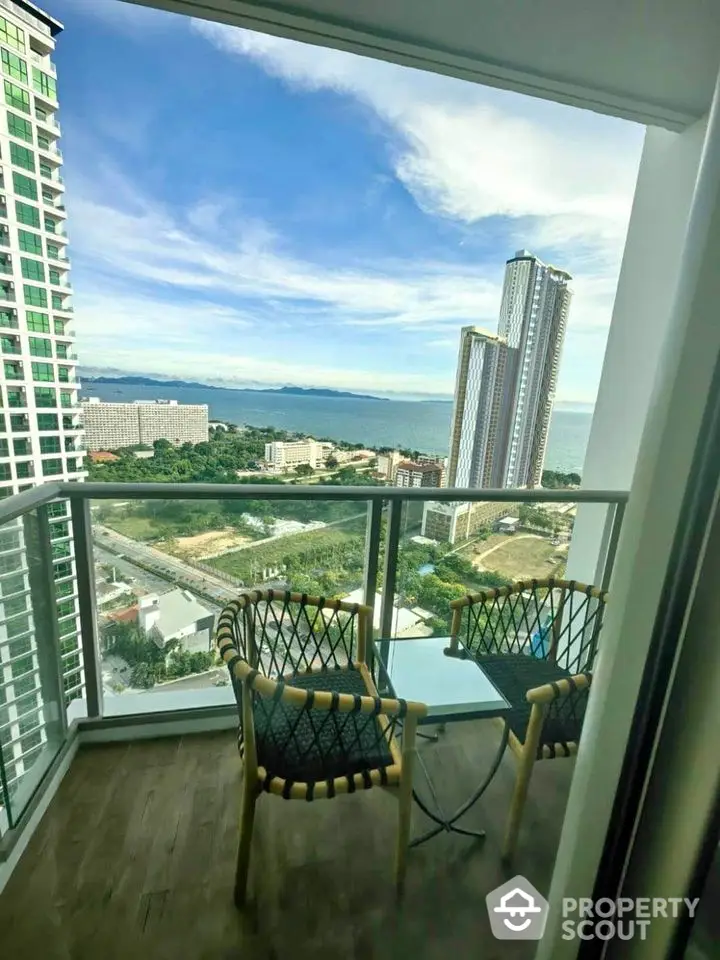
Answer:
[486,875,549,940]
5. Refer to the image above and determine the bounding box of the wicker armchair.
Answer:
[449,577,607,860]
[216,590,427,906]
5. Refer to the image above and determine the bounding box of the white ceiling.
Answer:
[130,0,720,130]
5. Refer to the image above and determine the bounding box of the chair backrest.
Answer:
[450,578,608,674]
[221,589,372,681]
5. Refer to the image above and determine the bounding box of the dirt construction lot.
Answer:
[159,528,252,560]
[472,534,568,580]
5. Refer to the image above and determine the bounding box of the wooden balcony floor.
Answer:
[0,724,575,960]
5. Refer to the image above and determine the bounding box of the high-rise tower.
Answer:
[446,253,572,492]
[446,326,507,488]
[0,1,85,801]
[496,250,572,487]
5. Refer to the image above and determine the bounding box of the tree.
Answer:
[295,463,314,477]
[130,662,156,689]
[541,469,582,489]
[189,651,214,673]
[325,455,338,469]
[518,505,553,530]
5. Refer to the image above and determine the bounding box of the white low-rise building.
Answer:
[264,438,326,472]
[341,589,434,638]
[82,398,209,451]
[138,590,216,654]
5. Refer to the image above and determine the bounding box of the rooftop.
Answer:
[14,0,63,36]
[139,589,214,639]
[397,460,442,472]
[342,588,433,635]
[89,451,119,462]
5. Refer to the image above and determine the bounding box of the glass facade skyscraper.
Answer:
[0,0,85,815]
[447,252,572,491]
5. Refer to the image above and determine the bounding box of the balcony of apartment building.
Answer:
[0,480,625,958]
[64,435,84,453]
[1,335,21,356]
[45,219,67,242]
[8,414,29,435]
[37,137,62,165]
[0,255,12,277]
[45,241,67,264]
[0,281,16,303]
[0,470,713,960]
[54,342,77,363]
[0,227,9,248]
[34,105,59,136]
[32,78,59,115]
[47,269,70,294]
[0,308,17,331]
[0,1,718,958]
[50,293,72,314]
[41,186,65,215]
[2,360,23,381]
[61,413,82,433]
[28,46,56,77]
[6,389,28,412]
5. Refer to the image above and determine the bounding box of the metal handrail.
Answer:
[0,479,629,535]
[55,482,628,504]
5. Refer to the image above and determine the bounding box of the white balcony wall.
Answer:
[566,115,709,587]
[541,65,720,959]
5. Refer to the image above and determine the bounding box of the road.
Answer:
[149,669,229,692]
[198,509,368,560]
[94,525,290,610]
[94,524,241,606]
[95,544,173,596]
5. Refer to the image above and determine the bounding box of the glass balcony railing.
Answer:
[0,480,627,839]
[29,50,56,76]
[0,504,66,832]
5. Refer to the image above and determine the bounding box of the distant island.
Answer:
[81,375,385,402]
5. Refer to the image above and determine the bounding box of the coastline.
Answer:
[82,382,592,474]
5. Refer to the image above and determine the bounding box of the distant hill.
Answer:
[83,375,215,390]
[81,375,385,402]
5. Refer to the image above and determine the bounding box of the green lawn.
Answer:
[207,523,365,584]
[99,513,161,541]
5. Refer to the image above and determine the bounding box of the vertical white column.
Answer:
[538,67,720,960]
[566,117,708,585]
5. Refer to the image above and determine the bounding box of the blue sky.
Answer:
[45,0,644,402]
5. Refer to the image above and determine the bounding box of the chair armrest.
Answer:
[217,628,428,720]
[526,672,592,704]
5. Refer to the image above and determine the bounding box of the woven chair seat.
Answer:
[476,654,587,757]
[254,666,394,784]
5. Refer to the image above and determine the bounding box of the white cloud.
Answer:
[67,158,628,399]
[62,19,644,402]
[188,21,645,403]
[73,284,457,395]
[194,21,642,260]
[68,165,505,329]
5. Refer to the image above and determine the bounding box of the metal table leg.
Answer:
[409,721,510,848]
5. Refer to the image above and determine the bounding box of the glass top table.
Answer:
[372,634,512,848]
[375,635,510,723]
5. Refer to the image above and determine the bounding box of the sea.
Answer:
[82,383,592,474]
